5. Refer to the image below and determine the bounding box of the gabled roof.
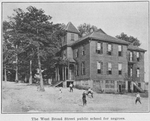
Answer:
[65,22,80,34]
[69,29,129,46]
[128,44,146,52]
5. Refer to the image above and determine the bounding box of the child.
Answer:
[58,88,62,99]
[59,88,62,93]
[82,91,87,106]
[69,83,73,92]
[87,87,93,98]
[135,92,141,104]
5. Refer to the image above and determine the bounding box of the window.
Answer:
[137,52,140,61]
[82,45,85,55]
[96,42,103,54]
[107,43,112,55]
[137,68,140,77]
[75,49,79,58]
[118,63,122,75]
[129,51,133,61]
[108,62,112,75]
[118,45,122,56]
[75,64,79,76]
[81,62,85,75]
[130,67,133,77]
[105,80,114,88]
[71,33,74,41]
[111,80,114,84]
[97,61,102,74]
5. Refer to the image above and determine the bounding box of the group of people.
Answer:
[82,87,93,106]
[69,83,93,106]
[61,83,142,106]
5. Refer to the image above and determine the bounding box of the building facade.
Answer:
[55,22,146,93]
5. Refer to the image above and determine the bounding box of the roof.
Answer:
[128,44,146,52]
[69,29,129,46]
[58,57,76,65]
[65,22,80,34]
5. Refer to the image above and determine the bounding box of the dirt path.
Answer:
[2,82,149,113]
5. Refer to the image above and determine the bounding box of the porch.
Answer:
[55,58,76,87]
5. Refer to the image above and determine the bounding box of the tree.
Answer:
[116,32,141,46]
[6,8,27,83]
[8,6,65,91]
[3,21,11,82]
[3,21,17,82]
[78,23,98,37]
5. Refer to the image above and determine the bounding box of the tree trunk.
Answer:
[4,66,7,82]
[37,47,45,91]
[15,45,18,83]
[29,60,32,84]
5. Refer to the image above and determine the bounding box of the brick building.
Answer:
[55,22,146,93]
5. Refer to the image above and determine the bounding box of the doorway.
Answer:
[119,85,122,93]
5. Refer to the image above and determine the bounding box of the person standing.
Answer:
[58,88,62,99]
[82,91,87,106]
[87,87,93,98]
[135,92,142,104]
[69,83,73,92]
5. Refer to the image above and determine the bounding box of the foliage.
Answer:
[116,32,141,46]
[2,6,65,87]
[78,23,98,37]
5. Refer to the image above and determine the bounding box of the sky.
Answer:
[2,1,149,82]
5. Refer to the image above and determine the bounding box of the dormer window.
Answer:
[71,33,74,41]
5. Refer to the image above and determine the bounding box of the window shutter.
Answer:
[101,43,103,54]
[95,41,97,53]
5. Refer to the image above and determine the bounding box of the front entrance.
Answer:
[67,81,74,87]
[128,81,131,92]
[119,85,122,93]
[55,63,75,82]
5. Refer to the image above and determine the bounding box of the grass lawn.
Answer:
[2,81,149,113]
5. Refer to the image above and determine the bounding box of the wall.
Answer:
[90,40,128,92]
[73,40,91,80]
[62,32,79,46]
[127,50,145,83]
[67,32,79,45]
[90,40,128,81]
[74,80,93,89]
[67,47,73,59]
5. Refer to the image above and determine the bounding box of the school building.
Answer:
[55,22,146,93]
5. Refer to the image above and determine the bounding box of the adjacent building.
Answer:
[55,22,146,93]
